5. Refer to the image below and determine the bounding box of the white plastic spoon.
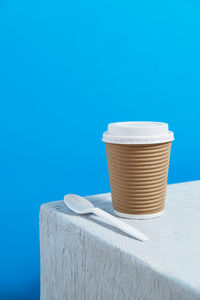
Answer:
[64,194,149,242]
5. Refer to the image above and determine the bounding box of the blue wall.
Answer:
[1,0,200,299]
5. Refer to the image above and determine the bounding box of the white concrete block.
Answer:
[40,181,200,300]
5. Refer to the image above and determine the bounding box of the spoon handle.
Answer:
[92,208,149,242]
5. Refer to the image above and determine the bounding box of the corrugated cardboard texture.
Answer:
[105,142,171,215]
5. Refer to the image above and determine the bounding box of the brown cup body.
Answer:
[105,142,171,215]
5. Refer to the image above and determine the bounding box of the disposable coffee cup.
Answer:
[102,122,174,219]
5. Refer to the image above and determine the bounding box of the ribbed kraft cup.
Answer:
[105,142,171,215]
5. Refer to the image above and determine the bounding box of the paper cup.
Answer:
[102,122,174,219]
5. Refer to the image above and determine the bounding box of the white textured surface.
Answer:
[40,181,200,300]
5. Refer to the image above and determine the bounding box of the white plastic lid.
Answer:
[102,122,174,144]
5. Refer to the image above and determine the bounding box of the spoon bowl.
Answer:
[64,194,95,214]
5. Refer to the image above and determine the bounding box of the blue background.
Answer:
[1,0,200,299]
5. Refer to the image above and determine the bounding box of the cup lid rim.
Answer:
[102,121,174,144]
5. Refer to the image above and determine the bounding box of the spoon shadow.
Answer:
[86,214,141,240]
